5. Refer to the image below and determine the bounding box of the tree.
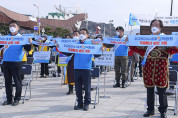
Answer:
[45,26,71,38]
[0,24,9,35]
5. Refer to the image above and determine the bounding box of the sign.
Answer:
[0,36,30,45]
[127,35,178,46]
[34,26,38,31]
[129,13,178,26]
[32,40,55,46]
[172,32,178,35]
[95,51,115,66]
[92,39,102,45]
[57,43,103,54]
[58,54,68,66]
[33,51,51,63]
[103,37,126,45]
[56,38,79,44]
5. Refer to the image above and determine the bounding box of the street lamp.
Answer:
[33,4,40,35]
[109,20,113,37]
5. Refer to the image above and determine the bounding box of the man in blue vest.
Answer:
[2,20,32,106]
[59,28,103,111]
[113,26,128,88]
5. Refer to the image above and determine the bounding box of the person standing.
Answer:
[39,35,51,78]
[110,26,128,88]
[130,19,178,118]
[66,31,79,95]
[2,20,32,106]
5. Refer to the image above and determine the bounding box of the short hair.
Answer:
[150,19,163,28]
[79,28,89,34]
[73,30,79,34]
[116,26,124,32]
[9,20,20,26]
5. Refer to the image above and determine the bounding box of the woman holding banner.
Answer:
[129,19,178,118]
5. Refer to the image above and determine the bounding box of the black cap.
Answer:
[116,26,124,31]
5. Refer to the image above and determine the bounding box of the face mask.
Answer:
[116,32,120,36]
[73,36,79,39]
[9,27,17,33]
[151,27,159,33]
[79,34,86,41]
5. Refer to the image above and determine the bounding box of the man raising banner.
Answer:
[2,20,32,106]
[57,28,104,111]
[129,19,178,118]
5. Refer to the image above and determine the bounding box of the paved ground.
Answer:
[0,70,177,118]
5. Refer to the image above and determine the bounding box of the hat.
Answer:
[116,26,124,31]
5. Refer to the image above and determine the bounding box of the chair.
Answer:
[27,57,34,65]
[126,59,132,87]
[74,67,100,109]
[12,64,33,104]
[134,62,139,80]
[155,65,178,115]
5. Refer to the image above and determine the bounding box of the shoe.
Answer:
[143,110,155,117]
[12,100,19,106]
[131,78,134,82]
[113,83,120,88]
[122,80,126,88]
[83,104,89,111]
[2,101,12,106]
[40,75,44,78]
[58,74,61,77]
[113,80,120,88]
[66,91,73,95]
[45,75,49,78]
[74,104,83,110]
[140,74,143,77]
[160,112,167,118]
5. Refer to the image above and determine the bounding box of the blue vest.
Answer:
[3,33,24,62]
[74,40,93,70]
[114,35,128,56]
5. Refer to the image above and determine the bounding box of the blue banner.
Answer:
[102,37,126,45]
[56,38,79,44]
[32,41,55,46]
[0,36,30,45]
[127,35,178,46]
[58,43,103,54]
[172,32,178,35]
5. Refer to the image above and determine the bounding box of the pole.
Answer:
[100,66,110,99]
[170,0,173,16]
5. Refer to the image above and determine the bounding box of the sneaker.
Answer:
[2,101,12,106]
[143,110,155,117]
[12,100,19,106]
[83,104,89,111]
[74,104,83,110]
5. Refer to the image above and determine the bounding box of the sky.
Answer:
[1,0,178,31]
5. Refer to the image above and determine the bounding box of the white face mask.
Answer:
[73,36,79,39]
[9,27,17,33]
[151,27,160,34]
[79,34,86,41]
[116,32,120,36]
